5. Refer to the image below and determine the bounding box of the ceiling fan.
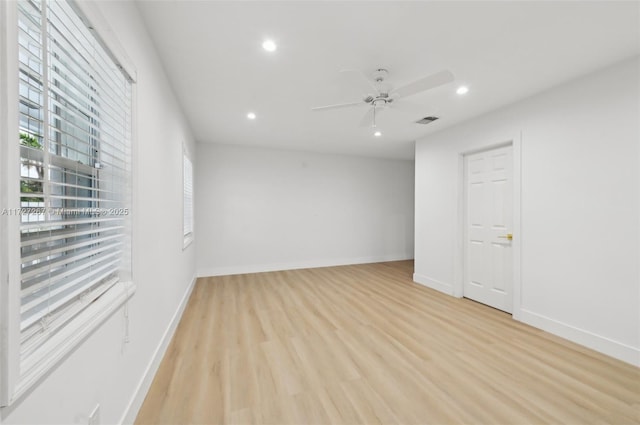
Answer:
[312,68,454,129]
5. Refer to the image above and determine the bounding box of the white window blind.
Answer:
[17,0,132,363]
[183,153,194,243]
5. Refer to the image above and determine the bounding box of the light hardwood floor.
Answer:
[135,261,640,424]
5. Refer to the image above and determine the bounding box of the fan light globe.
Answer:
[262,39,277,52]
[456,86,469,95]
[247,112,256,120]
[373,130,382,137]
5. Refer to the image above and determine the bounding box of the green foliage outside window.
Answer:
[20,132,44,203]
[20,132,42,149]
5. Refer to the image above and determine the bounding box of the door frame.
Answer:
[452,135,522,319]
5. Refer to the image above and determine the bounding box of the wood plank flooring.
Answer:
[135,261,640,424]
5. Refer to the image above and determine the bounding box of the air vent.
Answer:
[415,116,439,124]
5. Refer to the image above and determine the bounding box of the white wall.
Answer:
[1,1,196,424]
[196,144,414,276]
[414,57,639,366]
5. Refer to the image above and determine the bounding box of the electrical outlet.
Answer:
[88,404,100,425]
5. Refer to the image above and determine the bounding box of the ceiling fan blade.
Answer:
[340,69,378,94]
[358,108,375,128]
[392,70,454,99]
[311,101,363,111]
[358,107,388,128]
[389,100,435,117]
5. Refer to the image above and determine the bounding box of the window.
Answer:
[183,151,194,248]
[1,0,135,405]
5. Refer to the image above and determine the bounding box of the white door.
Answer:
[464,145,513,313]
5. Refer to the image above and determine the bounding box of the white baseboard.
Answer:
[413,273,454,296]
[119,275,197,424]
[519,308,640,367]
[197,254,413,277]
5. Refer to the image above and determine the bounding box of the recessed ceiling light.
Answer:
[247,112,256,120]
[373,130,382,137]
[262,39,277,52]
[456,86,469,95]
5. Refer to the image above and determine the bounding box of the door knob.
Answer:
[498,233,513,241]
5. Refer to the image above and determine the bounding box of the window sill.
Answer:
[9,281,135,406]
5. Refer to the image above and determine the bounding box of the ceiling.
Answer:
[136,1,640,160]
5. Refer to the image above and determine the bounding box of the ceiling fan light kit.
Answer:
[312,67,455,131]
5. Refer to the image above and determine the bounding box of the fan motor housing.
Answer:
[372,99,388,107]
